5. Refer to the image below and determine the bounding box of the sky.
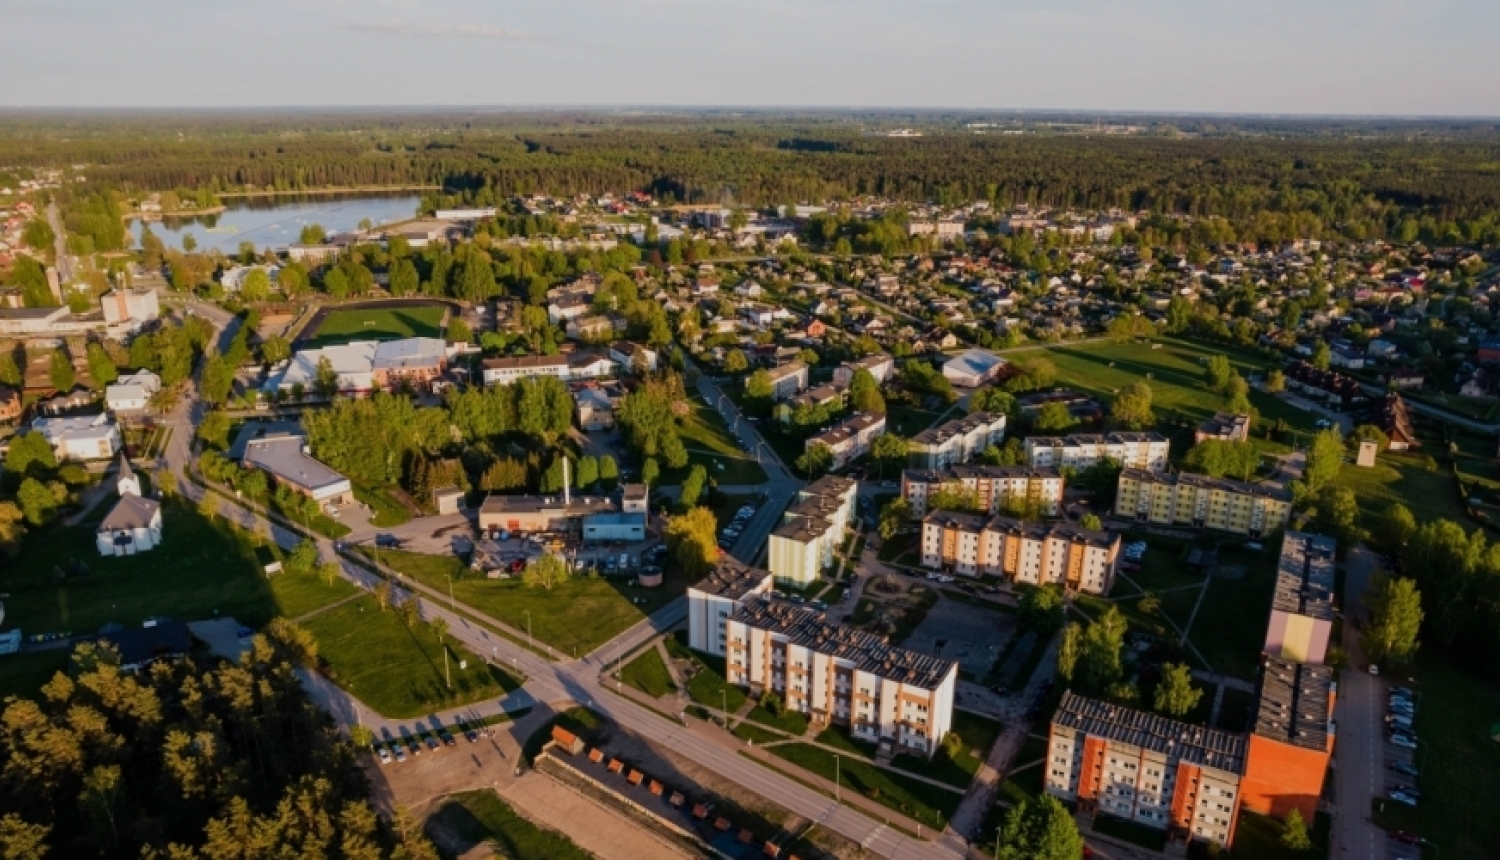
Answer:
[3,0,1498,116]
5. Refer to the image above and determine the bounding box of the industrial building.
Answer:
[1114,469,1292,538]
[941,348,1008,387]
[478,487,644,541]
[724,597,958,757]
[1025,432,1170,472]
[920,511,1120,593]
[243,435,353,506]
[908,411,1007,469]
[901,463,1064,517]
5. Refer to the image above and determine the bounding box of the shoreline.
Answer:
[216,185,440,198]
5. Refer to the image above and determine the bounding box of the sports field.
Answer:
[303,304,446,347]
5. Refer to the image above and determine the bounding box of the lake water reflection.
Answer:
[129,192,422,254]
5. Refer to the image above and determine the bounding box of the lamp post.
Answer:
[446,573,456,612]
[721,690,727,726]
[835,753,841,803]
[524,610,533,650]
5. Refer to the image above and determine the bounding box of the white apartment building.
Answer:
[921,511,1120,594]
[1025,432,1170,472]
[805,412,886,469]
[901,464,1064,517]
[759,361,810,401]
[481,354,572,386]
[833,353,895,388]
[100,287,159,327]
[725,597,958,757]
[767,475,858,587]
[909,412,1007,469]
[686,559,776,657]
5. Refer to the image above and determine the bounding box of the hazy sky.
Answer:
[4,0,1497,115]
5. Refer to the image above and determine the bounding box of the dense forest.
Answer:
[4,112,1500,245]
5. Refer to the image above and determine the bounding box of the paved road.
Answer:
[1331,545,1387,860]
[45,200,73,284]
[691,362,805,566]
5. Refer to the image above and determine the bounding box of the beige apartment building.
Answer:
[832,352,895,387]
[758,360,810,400]
[686,558,776,658]
[767,475,858,587]
[901,464,1064,518]
[920,511,1120,593]
[725,597,958,757]
[909,411,1008,469]
[1115,469,1292,538]
[806,412,886,469]
[1025,432,1170,472]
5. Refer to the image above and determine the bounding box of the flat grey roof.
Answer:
[691,558,773,601]
[730,597,956,690]
[1053,690,1247,773]
[1274,531,1336,619]
[911,411,1005,446]
[1254,658,1335,752]
[244,437,348,493]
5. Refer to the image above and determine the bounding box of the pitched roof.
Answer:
[98,493,160,532]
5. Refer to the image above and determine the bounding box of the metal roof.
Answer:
[1053,691,1247,773]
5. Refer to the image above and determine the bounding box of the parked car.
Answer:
[424,734,440,751]
[392,743,406,763]
[1390,761,1419,777]
[1388,790,1418,807]
[1390,733,1418,750]
[1388,830,1421,846]
[440,731,456,747]
[375,744,392,764]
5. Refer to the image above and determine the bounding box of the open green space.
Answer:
[670,634,748,716]
[1383,650,1500,860]
[267,568,360,619]
[1228,810,1330,860]
[1142,543,1280,681]
[745,703,810,735]
[426,790,591,860]
[368,547,689,656]
[767,742,961,829]
[0,649,71,702]
[304,304,446,347]
[731,721,784,745]
[1330,452,1471,535]
[353,481,413,527]
[891,710,1004,788]
[814,725,880,757]
[662,397,769,485]
[888,402,952,436]
[619,646,675,698]
[1015,338,1318,433]
[1116,534,1210,593]
[302,593,519,719]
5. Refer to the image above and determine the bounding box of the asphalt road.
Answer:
[1331,545,1388,860]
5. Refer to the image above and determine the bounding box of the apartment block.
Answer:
[1264,532,1335,665]
[832,353,895,387]
[909,411,1008,469]
[686,558,775,657]
[920,511,1120,594]
[725,597,958,757]
[1239,659,1336,822]
[1195,412,1251,444]
[481,354,572,386]
[1114,469,1292,538]
[758,360,810,401]
[901,464,1064,518]
[806,412,886,469]
[767,475,858,587]
[1025,432,1170,472]
[1047,691,1247,848]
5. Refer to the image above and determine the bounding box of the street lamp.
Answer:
[835,753,841,803]
[721,690,727,725]
[446,573,456,612]
[524,610,533,650]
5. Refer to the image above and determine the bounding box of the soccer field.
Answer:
[304,304,447,346]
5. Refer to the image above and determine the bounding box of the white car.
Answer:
[375,745,392,764]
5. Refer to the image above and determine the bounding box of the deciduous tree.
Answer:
[1153,662,1202,718]
[665,506,718,578]
[1362,574,1423,665]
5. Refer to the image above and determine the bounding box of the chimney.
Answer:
[563,457,571,506]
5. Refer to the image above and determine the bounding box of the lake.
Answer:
[129,192,423,254]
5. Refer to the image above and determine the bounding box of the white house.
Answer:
[31,413,121,460]
[608,341,658,374]
[105,369,162,414]
[96,456,162,557]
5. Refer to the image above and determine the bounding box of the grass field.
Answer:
[369,547,689,656]
[302,594,519,719]
[426,790,591,860]
[267,568,359,619]
[0,500,290,643]
[619,646,675,698]
[1329,453,1470,534]
[745,703,810,735]
[1014,338,1319,434]
[1162,544,1281,681]
[1229,811,1330,860]
[667,398,769,485]
[767,742,962,829]
[891,710,1004,788]
[670,634,749,716]
[353,481,413,528]
[304,304,446,347]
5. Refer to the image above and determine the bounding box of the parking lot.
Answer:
[715,500,761,551]
[903,598,1015,678]
[1379,677,1426,857]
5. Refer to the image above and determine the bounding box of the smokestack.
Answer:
[563,457,571,506]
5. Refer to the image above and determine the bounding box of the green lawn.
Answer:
[267,568,359,619]
[301,594,519,719]
[768,742,961,829]
[619,646,675,698]
[1385,650,1500,860]
[0,649,71,702]
[353,481,413,528]
[1116,534,1209,593]
[1093,814,1167,852]
[1229,810,1330,860]
[368,547,689,656]
[426,790,591,860]
[681,647,748,715]
[660,398,769,486]
[0,500,290,641]
[745,703,810,735]
[888,402,953,436]
[814,725,880,757]
[891,710,1004,788]
[1330,453,1471,535]
[732,721,784,745]
[1166,545,1280,681]
[1015,338,1318,432]
[304,304,446,347]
